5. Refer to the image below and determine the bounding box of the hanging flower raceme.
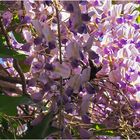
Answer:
[1,0,140,139]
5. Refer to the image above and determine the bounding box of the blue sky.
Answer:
[0,58,3,64]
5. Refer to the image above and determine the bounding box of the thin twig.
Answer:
[0,16,11,48]
[54,1,64,138]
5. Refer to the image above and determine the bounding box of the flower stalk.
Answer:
[54,0,64,138]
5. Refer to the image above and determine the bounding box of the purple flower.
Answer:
[56,95,63,106]
[62,38,68,44]
[81,13,91,21]
[27,78,36,87]
[79,128,90,139]
[104,47,110,54]
[77,24,87,34]
[136,41,140,49]
[79,51,84,60]
[44,0,52,6]
[32,62,43,73]
[88,50,99,60]
[136,56,140,62]
[66,4,74,13]
[2,11,13,26]
[31,114,44,126]
[120,39,127,45]
[101,13,107,19]
[48,42,56,50]
[82,114,91,124]
[86,83,96,94]
[65,103,73,113]
[62,94,69,103]
[95,18,101,24]
[93,0,99,6]
[79,0,88,5]
[71,58,79,68]
[21,16,31,24]
[31,92,44,103]
[126,14,133,20]
[45,63,54,71]
[119,81,126,89]
[44,82,51,92]
[136,86,140,91]
[24,56,33,65]
[65,86,73,96]
[21,43,31,52]
[34,37,42,45]
[133,24,139,30]
[116,17,124,24]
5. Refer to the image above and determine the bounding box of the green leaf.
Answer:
[0,94,30,115]
[13,14,20,24]
[13,31,26,44]
[0,46,27,60]
[0,3,7,11]
[22,112,59,139]
[91,123,115,136]
[1,117,8,130]
[136,15,140,23]
[92,123,106,130]
[94,130,115,136]
[18,60,31,73]
[0,35,6,47]
[135,6,140,12]
[0,130,15,139]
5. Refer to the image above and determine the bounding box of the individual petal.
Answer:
[96,64,110,78]
[65,103,73,113]
[81,94,92,115]
[81,67,91,84]
[31,92,44,103]
[79,128,90,139]
[38,71,48,84]
[32,20,43,36]
[68,1,82,28]
[42,23,55,42]
[82,114,91,124]
[136,91,140,102]
[124,3,139,14]
[54,63,71,79]
[22,28,33,43]
[84,33,95,51]
[68,74,81,93]
[31,114,44,126]
[2,11,13,26]
[86,83,96,95]
[21,43,31,52]
[109,68,122,83]
[110,4,122,18]
[66,41,81,59]
[102,0,112,14]
[65,86,73,96]
[24,1,35,18]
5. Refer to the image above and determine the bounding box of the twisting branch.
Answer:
[13,59,27,95]
[0,16,28,96]
[0,75,22,84]
[0,80,22,94]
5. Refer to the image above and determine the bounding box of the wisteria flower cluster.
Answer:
[0,0,140,139]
